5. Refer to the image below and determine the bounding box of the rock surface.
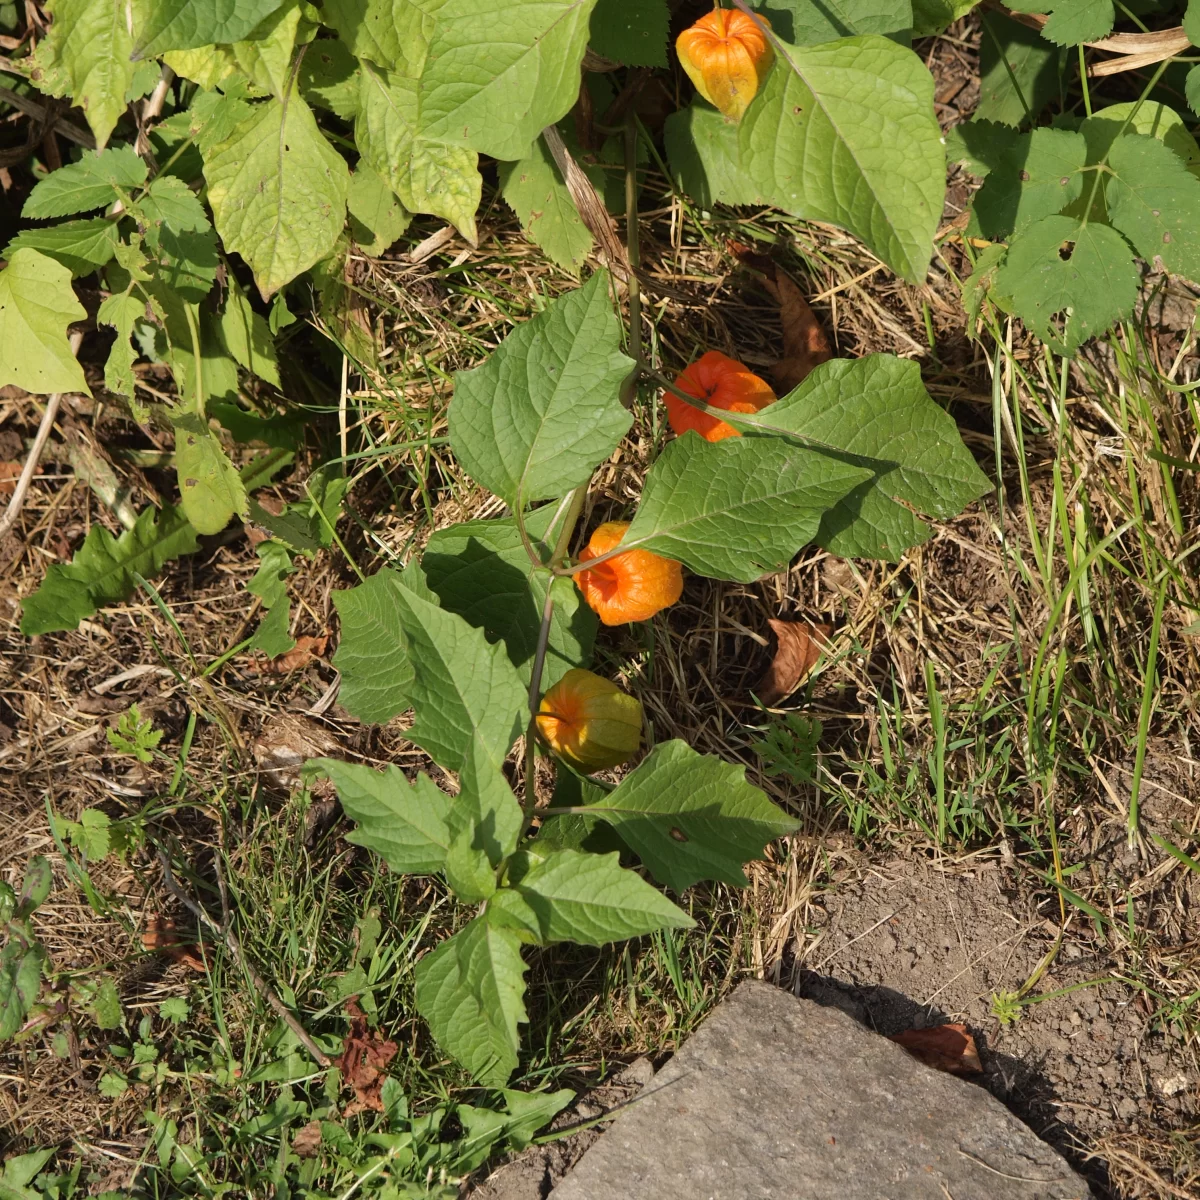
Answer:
[550,980,1089,1199]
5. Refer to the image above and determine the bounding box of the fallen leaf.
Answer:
[889,1023,982,1075]
[727,242,832,393]
[753,620,831,705]
[292,1120,323,1157]
[337,998,398,1116]
[267,635,329,674]
[141,914,207,973]
[0,461,21,497]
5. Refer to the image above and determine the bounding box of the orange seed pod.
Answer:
[676,8,774,123]
[575,521,684,626]
[537,668,643,772]
[665,350,776,443]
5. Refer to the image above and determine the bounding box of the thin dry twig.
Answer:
[0,83,95,148]
[156,848,332,1067]
[0,330,84,542]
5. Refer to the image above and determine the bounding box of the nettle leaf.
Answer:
[414,917,527,1087]
[422,503,597,690]
[489,849,694,945]
[22,146,147,219]
[312,759,452,874]
[1008,0,1111,46]
[204,90,349,298]
[759,0,913,47]
[450,272,633,508]
[585,740,799,890]
[1087,103,1200,177]
[0,249,89,395]
[171,412,249,536]
[1106,134,1200,281]
[135,0,287,57]
[588,0,668,67]
[976,11,1061,127]
[4,217,119,279]
[332,568,417,724]
[355,63,481,243]
[620,433,870,582]
[29,0,142,149]
[759,355,991,559]
[738,33,944,283]
[386,578,528,773]
[142,175,209,234]
[21,504,199,635]
[347,164,412,256]
[418,0,599,162]
[972,128,1085,240]
[664,101,760,209]
[993,214,1138,355]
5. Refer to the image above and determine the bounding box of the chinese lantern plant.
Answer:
[312,269,990,1087]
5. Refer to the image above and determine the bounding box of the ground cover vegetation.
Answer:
[0,0,1198,1194]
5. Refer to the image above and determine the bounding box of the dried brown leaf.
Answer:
[337,998,398,1116]
[0,461,21,497]
[292,1120,323,1157]
[889,1023,982,1075]
[267,635,329,674]
[754,620,831,705]
[141,914,207,972]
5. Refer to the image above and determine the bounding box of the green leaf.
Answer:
[90,975,122,1029]
[421,503,597,690]
[0,941,45,1042]
[758,355,991,559]
[443,826,498,904]
[759,0,912,46]
[17,857,52,917]
[1187,67,1200,122]
[97,1070,129,1097]
[417,0,598,163]
[446,744,523,869]
[22,146,147,219]
[331,568,416,724]
[204,91,350,298]
[664,101,760,209]
[311,758,453,874]
[355,62,482,243]
[489,849,694,945]
[219,277,280,386]
[588,0,667,66]
[149,225,221,303]
[1008,0,1112,45]
[496,1086,575,1149]
[943,118,1021,179]
[588,740,799,890]
[619,433,870,582]
[141,174,210,233]
[159,997,189,1023]
[4,217,120,278]
[385,577,527,773]
[450,271,633,508]
[972,127,1086,240]
[1090,102,1200,177]
[1106,134,1200,280]
[498,137,595,273]
[909,0,977,36]
[248,540,295,656]
[61,807,113,859]
[171,412,249,535]
[976,11,1061,127]
[414,917,527,1087]
[738,34,944,283]
[348,164,412,256]
[321,0,435,75]
[135,0,287,57]
[162,42,238,90]
[993,214,1138,355]
[230,0,306,100]
[20,503,199,635]
[299,34,360,119]
[0,249,89,395]
[28,0,140,148]
[0,1147,56,1199]
[1187,0,1200,44]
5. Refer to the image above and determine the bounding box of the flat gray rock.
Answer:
[551,980,1089,1200]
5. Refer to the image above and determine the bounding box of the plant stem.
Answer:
[624,111,643,375]
[522,586,557,823]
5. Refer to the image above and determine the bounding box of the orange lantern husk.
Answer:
[574,521,684,626]
[537,668,643,772]
[676,8,774,123]
[665,350,776,442]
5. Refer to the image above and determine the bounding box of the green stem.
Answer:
[521,586,557,828]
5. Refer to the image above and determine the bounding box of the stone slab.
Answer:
[551,980,1089,1200]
